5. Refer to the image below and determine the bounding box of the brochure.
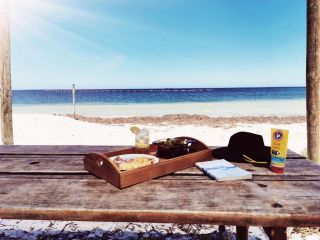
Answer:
[195,159,252,181]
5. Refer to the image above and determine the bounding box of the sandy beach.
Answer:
[12,113,306,154]
[11,98,307,157]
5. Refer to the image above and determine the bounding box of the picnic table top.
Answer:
[0,145,320,228]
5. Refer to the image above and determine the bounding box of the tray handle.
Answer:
[85,152,120,173]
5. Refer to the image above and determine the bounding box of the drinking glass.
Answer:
[135,128,149,153]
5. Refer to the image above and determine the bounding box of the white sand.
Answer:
[13,114,306,154]
[1,113,311,240]
[0,219,270,240]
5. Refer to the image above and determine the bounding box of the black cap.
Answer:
[212,132,271,166]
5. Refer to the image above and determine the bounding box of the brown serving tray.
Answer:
[83,137,212,188]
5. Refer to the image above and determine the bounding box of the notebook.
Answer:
[195,159,252,181]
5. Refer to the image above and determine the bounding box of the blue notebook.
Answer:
[195,159,252,181]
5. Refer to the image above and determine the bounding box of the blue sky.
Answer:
[10,0,306,89]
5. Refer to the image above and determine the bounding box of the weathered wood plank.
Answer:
[176,157,320,176]
[285,149,307,159]
[0,145,128,155]
[0,154,84,158]
[307,0,320,163]
[0,155,85,173]
[0,156,317,177]
[162,175,320,181]
[235,158,320,176]
[0,147,314,176]
[0,155,320,181]
[1,172,320,182]
[0,145,302,158]
[0,178,319,227]
[0,0,13,145]
[0,173,94,179]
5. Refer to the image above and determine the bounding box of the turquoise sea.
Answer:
[12,87,306,117]
[13,87,305,104]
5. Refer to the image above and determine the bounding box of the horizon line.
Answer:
[12,86,306,91]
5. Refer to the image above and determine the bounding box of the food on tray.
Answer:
[118,157,155,171]
[152,138,195,158]
[110,154,159,171]
[159,138,189,146]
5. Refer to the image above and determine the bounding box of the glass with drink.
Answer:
[133,128,150,153]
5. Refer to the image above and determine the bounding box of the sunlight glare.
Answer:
[9,0,107,50]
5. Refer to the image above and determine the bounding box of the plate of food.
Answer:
[109,154,159,171]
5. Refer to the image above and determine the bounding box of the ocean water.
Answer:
[13,87,305,104]
[12,87,306,117]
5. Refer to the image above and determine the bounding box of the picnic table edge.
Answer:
[0,208,319,227]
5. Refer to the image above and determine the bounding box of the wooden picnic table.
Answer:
[0,145,319,240]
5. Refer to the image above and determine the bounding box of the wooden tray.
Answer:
[83,137,212,188]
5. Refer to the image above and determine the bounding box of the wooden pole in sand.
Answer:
[72,84,76,119]
[307,0,320,163]
[0,0,13,145]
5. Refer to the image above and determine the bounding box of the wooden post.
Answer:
[0,0,13,145]
[307,0,320,163]
[263,227,287,240]
[72,84,76,119]
[236,226,248,240]
[218,225,226,238]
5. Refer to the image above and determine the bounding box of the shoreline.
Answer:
[13,99,306,117]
